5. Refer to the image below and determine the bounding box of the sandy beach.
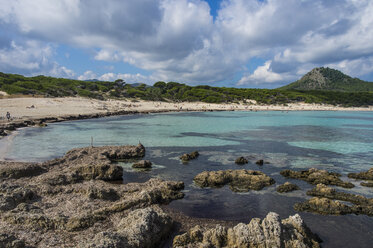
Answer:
[0,97,372,123]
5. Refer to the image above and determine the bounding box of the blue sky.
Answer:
[1,0,373,88]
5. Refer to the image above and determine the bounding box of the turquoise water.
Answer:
[1,111,373,247]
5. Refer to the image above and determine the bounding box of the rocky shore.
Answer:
[0,144,324,247]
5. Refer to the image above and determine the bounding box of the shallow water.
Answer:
[1,111,373,247]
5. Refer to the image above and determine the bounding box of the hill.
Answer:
[279,67,373,92]
[1,71,373,107]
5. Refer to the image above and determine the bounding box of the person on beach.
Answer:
[6,111,11,121]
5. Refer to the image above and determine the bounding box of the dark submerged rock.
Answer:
[180,151,199,162]
[194,169,275,192]
[361,181,373,187]
[173,212,321,248]
[255,159,264,165]
[132,160,152,168]
[277,182,300,193]
[235,156,248,165]
[280,168,354,188]
[348,167,373,180]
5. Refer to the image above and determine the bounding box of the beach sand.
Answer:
[0,96,372,123]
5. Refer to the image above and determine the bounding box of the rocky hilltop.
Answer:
[280,67,373,92]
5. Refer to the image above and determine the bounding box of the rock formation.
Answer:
[277,182,300,193]
[348,167,373,180]
[173,212,321,248]
[235,156,248,165]
[294,184,373,216]
[194,169,275,192]
[180,151,199,162]
[280,168,354,188]
[132,160,152,168]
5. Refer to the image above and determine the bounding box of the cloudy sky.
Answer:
[1,0,373,88]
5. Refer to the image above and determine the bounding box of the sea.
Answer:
[1,111,373,247]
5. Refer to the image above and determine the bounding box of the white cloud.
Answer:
[77,70,97,81]
[78,70,152,84]
[238,60,295,85]
[1,0,373,85]
[0,40,75,78]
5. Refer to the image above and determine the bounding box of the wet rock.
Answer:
[348,167,373,180]
[0,184,36,211]
[0,233,26,248]
[235,156,248,165]
[194,169,275,192]
[132,160,152,168]
[306,184,373,206]
[0,161,47,179]
[173,212,321,248]
[277,182,300,193]
[118,207,173,247]
[294,197,353,215]
[180,151,199,162]
[256,159,264,165]
[361,181,373,187]
[280,168,354,188]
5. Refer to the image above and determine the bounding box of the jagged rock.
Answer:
[194,169,275,192]
[180,151,199,162]
[256,159,264,165]
[132,160,152,168]
[173,212,321,248]
[280,168,354,188]
[294,197,353,215]
[74,163,123,181]
[277,182,300,193]
[0,233,26,248]
[361,181,373,187]
[348,167,373,180]
[235,156,248,165]
[118,207,173,247]
[3,213,67,231]
[0,161,47,179]
[0,184,36,211]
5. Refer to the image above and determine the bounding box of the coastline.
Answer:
[1,96,373,139]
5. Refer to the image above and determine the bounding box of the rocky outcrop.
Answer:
[277,182,299,193]
[280,168,354,188]
[194,169,275,192]
[180,151,199,162]
[132,160,152,168]
[81,207,173,248]
[235,156,248,165]
[348,167,373,180]
[293,184,373,216]
[0,162,47,179]
[173,212,321,248]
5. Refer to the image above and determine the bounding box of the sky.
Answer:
[1,0,373,88]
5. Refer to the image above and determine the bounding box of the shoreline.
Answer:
[1,96,373,140]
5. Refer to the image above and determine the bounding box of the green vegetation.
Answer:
[280,67,373,92]
[1,71,373,107]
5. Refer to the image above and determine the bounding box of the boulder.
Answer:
[194,169,275,192]
[255,159,264,165]
[235,156,248,165]
[277,182,300,193]
[280,168,354,188]
[294,197,353,215]
[173,212,321,248]
[180,151,199,162]
[132,160,152,168]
